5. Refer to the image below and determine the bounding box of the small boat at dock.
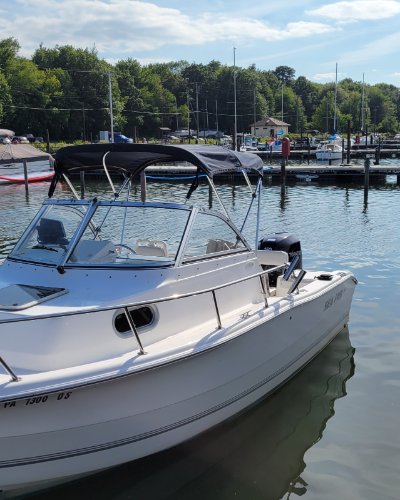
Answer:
[0,144,357,495]
[315,135,343,161]
[0,143,54,185]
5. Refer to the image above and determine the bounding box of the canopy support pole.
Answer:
[206,177,230,220]
[102,152,117,196]
[62,174,80,200]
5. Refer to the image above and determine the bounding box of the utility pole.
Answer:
[108,71,114,142]
[82,101,86,142]
[215,99,219,132]
[175,97,179,130]
[253,87,256,135]
[333,62,338,133]
[233,47,237,151]
[361,72,365,132]
[195,82,200,140]
[186,88,191,143]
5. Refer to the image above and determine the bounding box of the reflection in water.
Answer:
[280,184,288,211]
[33,328,355,500]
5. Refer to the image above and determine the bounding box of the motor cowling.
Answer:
[258,232,302,269]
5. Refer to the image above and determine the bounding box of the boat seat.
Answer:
[70,240,116,263]
[135,239,168,257]
[206,239,235,254]
[37,218,69,246]
[256,250,289,267]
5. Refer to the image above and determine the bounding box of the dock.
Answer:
[144,162,400,184]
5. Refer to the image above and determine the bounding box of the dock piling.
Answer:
[364,157,370,202]
[280,158,286,186]
[22,160,29,194]
[80,171,85,199]
[346,120,351,165]
[375,139,381,165]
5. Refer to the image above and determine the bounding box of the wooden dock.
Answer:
[265,163,400,183]
[144,163,400,184]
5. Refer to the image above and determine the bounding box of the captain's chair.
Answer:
[37,218,69,246]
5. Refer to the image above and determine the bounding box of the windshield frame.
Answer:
[8,199,193,270]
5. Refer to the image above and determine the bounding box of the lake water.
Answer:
[1,171,400,499]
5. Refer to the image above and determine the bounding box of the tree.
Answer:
[293,76,321,121]
[5,58,62,135]
[0,37,20,71]
[273,66,295,85]
[32,45,124,140]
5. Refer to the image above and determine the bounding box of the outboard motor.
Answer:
[258,232,302,286]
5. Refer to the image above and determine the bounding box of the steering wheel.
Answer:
[115,243,136,258]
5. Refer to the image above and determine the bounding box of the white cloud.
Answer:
[306,0,400,22]
[1,0,335,57]
[312,71,346,82]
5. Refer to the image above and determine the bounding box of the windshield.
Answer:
[10,204,87,265]
[9,202,190,267]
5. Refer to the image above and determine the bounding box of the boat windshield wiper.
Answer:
[32,245,59,253]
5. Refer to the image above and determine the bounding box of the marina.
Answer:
[1,6,400,498]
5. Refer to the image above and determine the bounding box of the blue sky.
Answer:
[2,0,400,85]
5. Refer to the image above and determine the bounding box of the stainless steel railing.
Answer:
[0,263,287,383]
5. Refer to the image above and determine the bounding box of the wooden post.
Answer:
[375,138,381,165]
[80,171,85,199]
[46,129,50,153]
[208,183,213,209]
[280,158,286,186]
[140,171,147,202]
[364,156,370,202]
[346,119,351,165]
[341,138,345,164]
[22,159,29,194]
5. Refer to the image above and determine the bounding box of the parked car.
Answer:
[23,134,35,142]
[0,137,11,144]
[113,133,133,144]
[12,136,30,144]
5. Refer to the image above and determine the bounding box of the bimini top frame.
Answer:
[49,143,263,197]
[50,143,264,247]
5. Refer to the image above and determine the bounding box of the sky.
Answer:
[2,0,400,86]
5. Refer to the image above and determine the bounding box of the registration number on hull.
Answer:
[324,288,344,311]
[2,391,72,409]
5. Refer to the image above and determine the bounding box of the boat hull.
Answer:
[315,151,343,161]
[0,274,356,494]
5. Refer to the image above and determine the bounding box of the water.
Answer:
[1,173,400,499]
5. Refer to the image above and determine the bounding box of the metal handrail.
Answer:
[0,263,287,325]
[0,262,288,381]
[0,356,19,382]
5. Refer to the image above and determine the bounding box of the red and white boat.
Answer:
[0,143,54,184]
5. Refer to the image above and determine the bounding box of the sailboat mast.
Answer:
[361,72,365,132]
[333,62,338,133]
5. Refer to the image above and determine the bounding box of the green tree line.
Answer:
[1,37,399,141]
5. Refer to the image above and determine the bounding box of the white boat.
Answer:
[0,144,357,495]
[315,135,343,161]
